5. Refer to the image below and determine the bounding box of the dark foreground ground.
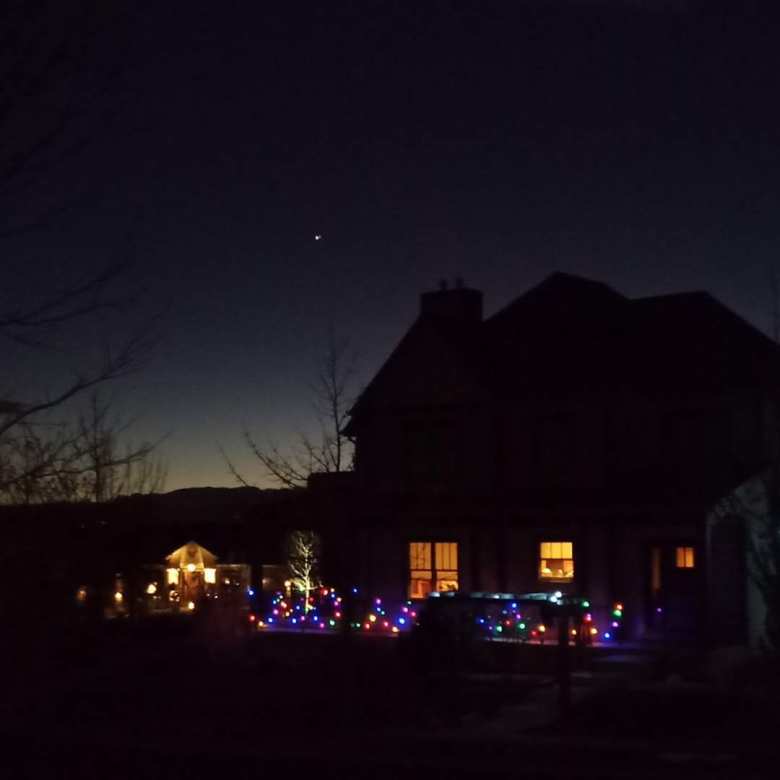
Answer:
[2,616,779,779]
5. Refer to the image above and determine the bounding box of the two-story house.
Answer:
[331,272,780,642]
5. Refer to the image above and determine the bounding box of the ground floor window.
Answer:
[408,541,459,598]
[539,540,574,581]
[675,546,695,569]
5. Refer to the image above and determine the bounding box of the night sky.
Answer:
[6,1,778,490]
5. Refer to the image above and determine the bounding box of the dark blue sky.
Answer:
[7,1,779,490]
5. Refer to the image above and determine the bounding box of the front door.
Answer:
[647,543,700,640]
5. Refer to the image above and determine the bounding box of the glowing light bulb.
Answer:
[187,601,195,610]
[186,563,196,573]
[146,583,157,595]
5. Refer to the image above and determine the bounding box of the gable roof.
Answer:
[347,273,780,428]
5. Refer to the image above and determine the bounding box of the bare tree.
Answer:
[1,391,166,504]
[0,3,163,504]
[223,331,356,488]
[285,530,321,613]
[59,391,166,502]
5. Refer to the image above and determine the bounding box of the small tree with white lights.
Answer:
[285,530,321,613]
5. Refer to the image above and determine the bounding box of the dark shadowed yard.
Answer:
[3,617,780,778]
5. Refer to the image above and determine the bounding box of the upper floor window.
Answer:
[539,541,574,581]
[675,546,695,569]
[409,541,459,598]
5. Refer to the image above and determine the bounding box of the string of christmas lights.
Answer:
[251,586,625,645]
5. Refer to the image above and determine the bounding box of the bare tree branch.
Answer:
[223,330,357,489]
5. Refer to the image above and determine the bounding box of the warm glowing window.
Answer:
[166,568,179,585]
[675,546,695,569]
[408,541,459,598]
[204,567,216,584]
[539,541,574,581]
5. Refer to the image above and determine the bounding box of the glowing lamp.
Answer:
[114,591,123,603]
[146,583,157,595]
[590,627,598,636]
[604,632,611,639]
[571,629,577,637]
[368,614,377,623]
[186,563,196,573]
[392,626,399,634]
[538,624,546,633]
[187,601,195,610]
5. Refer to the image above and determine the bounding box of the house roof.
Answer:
[166,541,218,568]
[347,272,780,428]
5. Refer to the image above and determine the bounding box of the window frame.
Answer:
[675,545,695,569]
[408,540,459,599]
[538,539,575,583]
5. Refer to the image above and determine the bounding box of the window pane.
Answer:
[435,576,459,592]
[676,546,695,569]
[409,578,432,599]
[539,541,574,581]
[409,542,431,571]
[435,542,457,572]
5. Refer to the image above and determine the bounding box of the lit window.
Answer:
[539,541,574,581]
[675,546,695,569]
[408,541,459,598]
[205,568,216,584]
[166,568,179,585]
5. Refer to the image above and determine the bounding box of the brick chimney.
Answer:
[420,279,483,323]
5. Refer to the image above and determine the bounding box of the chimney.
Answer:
[420,279,483,323]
